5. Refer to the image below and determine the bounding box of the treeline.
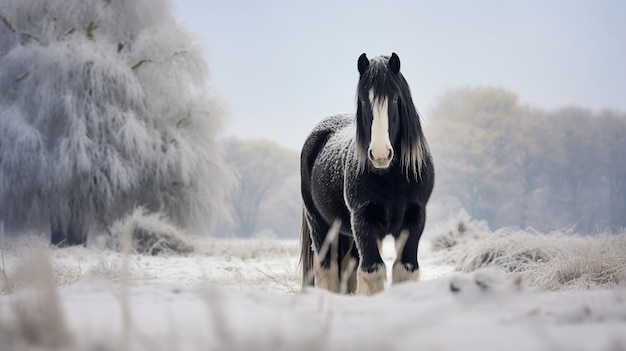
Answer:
[216,138,300,238]
[426,87,626,233]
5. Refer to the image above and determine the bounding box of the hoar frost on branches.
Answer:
[0,0,229,245]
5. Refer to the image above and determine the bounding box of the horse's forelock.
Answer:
[358,59,398,102]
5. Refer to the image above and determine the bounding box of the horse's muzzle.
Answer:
[368,148,393,169]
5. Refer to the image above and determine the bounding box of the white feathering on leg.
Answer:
[356,264,387,295]
[392,262,420,284]
[314,254,340,293]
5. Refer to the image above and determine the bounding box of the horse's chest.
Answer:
[349,174,415,203]
[346,175,417,232]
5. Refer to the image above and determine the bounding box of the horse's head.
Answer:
[355,53,427,179]
[355,53,404,170]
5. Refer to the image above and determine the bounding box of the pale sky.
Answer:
[174,0,626,150]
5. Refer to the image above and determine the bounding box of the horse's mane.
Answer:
[355,55,430,180]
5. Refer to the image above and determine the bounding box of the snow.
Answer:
[2,225,626,351]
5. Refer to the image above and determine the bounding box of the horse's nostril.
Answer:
[369,148,391,161]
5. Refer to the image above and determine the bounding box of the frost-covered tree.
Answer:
[0,0,229,245]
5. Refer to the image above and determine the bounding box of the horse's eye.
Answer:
[393,96,399,103]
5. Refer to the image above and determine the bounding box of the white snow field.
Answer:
[1,214,626,351]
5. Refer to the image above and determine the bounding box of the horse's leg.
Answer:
[352,206,387,295]
[307,213,340,293]
[392,205,425,284]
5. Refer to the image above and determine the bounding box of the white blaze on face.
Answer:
[368,89,393,168]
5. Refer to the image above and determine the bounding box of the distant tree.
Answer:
[0,0,229,245]
[545,108,607,232]
[599,111,626,229]
[220,139,299,237]
[428,87,522,226]
[257,174,300,238]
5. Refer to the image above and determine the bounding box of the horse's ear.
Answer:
[358,53,369,75]
[390,52,400,74]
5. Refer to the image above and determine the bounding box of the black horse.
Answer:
[300,53,434,295]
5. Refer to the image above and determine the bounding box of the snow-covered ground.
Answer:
[1,214,626,351]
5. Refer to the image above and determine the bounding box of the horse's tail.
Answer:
[299,208,314,288]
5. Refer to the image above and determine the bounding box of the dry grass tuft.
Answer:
[453,228,565,273]
[431,212,626,290]
[513,240,626,290]
[109,207,196,256]
[0,245,72,349]
[430,210,491,251]
[0,237,86,294]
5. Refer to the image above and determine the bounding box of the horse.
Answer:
[299,53,434,295]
